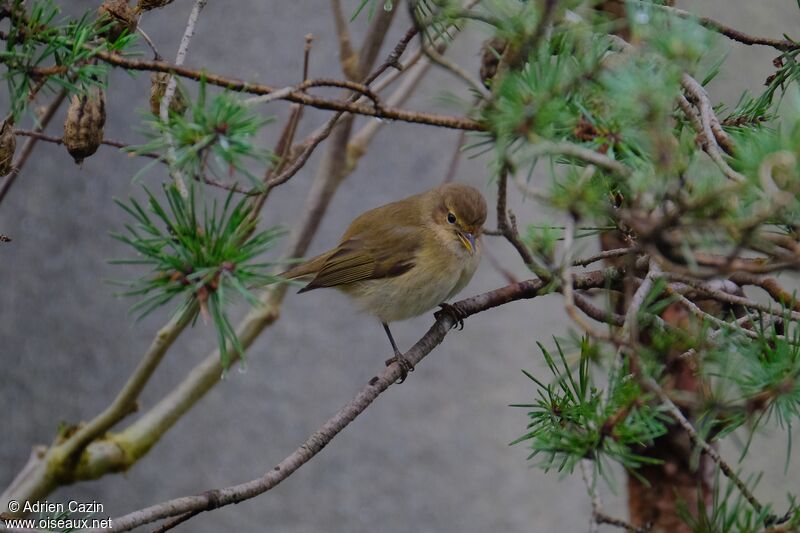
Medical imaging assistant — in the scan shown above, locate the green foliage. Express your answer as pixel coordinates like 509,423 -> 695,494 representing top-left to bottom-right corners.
350,0 -> 395,22
112,185 -> 285,367
512,340 -> 669,475
677,472 -> 780,533
1,0 -> 136,120
524,224 -> 559,264
700,317 -> 800,439
131,81 -> 274,189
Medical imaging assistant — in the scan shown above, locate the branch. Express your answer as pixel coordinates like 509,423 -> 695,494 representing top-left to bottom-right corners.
159,0 -> 206,119
85,51 -> 482,131
640,376 -> 770,519
562,215 -> 616,339
422,40 -> 490,99
580,459 -> 651,532
533,140 -> 632,176
729,272 -> 800,312
0,311 -> 194,511
496,162 -> 547,276
159,0 -> 208,196
57,311 -> 194,464
13,129 -> 159,159
605,261 -> 661,402
666,273 -> 800,323
573,247 -> 636,267
442,129 -> 466,184
12,129 -> 256,195
348,51 -> 440,169
330,0 -> 358,80
100,269 -> 622,532
264,11 -> 405,190
679,76 -> 744,181
0,90 -> 67,206
642,1 -> 798,52
573,293 -> 625,327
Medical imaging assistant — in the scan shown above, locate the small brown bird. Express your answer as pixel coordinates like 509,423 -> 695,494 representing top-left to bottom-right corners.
283,183 -> 487,379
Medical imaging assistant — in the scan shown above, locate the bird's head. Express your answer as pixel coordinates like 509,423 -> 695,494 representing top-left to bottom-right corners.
435,183 -> 487,255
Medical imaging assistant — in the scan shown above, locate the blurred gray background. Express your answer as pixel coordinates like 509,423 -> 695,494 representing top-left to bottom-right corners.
2,1 -> 799,531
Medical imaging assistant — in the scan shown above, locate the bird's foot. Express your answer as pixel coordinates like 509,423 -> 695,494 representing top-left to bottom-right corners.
385,353 -> 415,383
435,302 -> 467,330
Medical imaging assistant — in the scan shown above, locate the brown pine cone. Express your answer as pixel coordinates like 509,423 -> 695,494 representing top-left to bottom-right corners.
97,0 -> 138,42
64,87 -> 106,164
0,117 -> 15,177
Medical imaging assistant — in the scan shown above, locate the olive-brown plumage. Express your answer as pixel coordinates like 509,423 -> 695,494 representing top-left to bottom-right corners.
283,183 -> 487,378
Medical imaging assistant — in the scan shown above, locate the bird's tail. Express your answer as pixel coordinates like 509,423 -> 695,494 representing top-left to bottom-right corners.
279,251 -> 333,286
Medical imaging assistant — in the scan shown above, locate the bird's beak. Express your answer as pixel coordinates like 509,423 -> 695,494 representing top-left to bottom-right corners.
458,231 -> 476,254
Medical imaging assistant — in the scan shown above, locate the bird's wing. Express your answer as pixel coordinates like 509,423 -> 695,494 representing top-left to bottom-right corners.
299,225 -> 421,292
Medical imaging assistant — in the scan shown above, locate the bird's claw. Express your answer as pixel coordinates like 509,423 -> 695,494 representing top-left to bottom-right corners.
435,302 -> 466,330
385,354 -> 415,383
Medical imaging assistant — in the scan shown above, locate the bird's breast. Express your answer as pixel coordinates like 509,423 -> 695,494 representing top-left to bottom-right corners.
344,238 -> 480,323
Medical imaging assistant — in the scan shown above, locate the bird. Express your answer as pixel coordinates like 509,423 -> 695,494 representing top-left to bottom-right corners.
282,182 -> 487,381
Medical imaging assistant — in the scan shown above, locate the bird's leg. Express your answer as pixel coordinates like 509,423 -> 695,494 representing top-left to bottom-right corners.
382,322 -> 414,383
435,302 -> 467,330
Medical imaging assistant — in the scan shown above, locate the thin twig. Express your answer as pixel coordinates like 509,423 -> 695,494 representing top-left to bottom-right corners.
137,27 -> 161,59
580,460 -> 602,533
13,129 -> 158,158
330,0 -> 358,80
160,0 -> 208,196
680,75 -> 744,181
579,459 -> 650,532
423,42 -> 490,99
533,140 -> 632,176
298,78 -> 383,110
573,247 -> 637,267
666,273 -> 800,323
574,294 -> 625,326
160,0 -> 206,118
641,1 -> 798,52
563,216 -> 614,338
640,376 -> 768,518
606,261 -> 661,402
348,54 -> 436,168
12,129 -> 253,194
242,86 -> 295,106
442,130 -> 466,183
673,293 -> 762,340
56,311 -> 194,468
0,89 -> 67,206
496,162 -> 545,276
82,50 -> 482,131
729,272 -> 800,312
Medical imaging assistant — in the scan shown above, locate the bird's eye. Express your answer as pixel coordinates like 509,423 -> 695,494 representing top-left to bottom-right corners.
447,212 -> 456,224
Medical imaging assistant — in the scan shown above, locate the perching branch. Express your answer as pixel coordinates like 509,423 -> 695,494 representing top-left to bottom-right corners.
98,268 -> 623,532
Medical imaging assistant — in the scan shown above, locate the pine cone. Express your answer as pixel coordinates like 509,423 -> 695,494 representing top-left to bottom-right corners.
97,0 -> 137,42
135,0 -> 175,13
479,37 -> 508,88
0,117 -> 15,177
150,73 -> 188,117
64,87 -> 106,164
